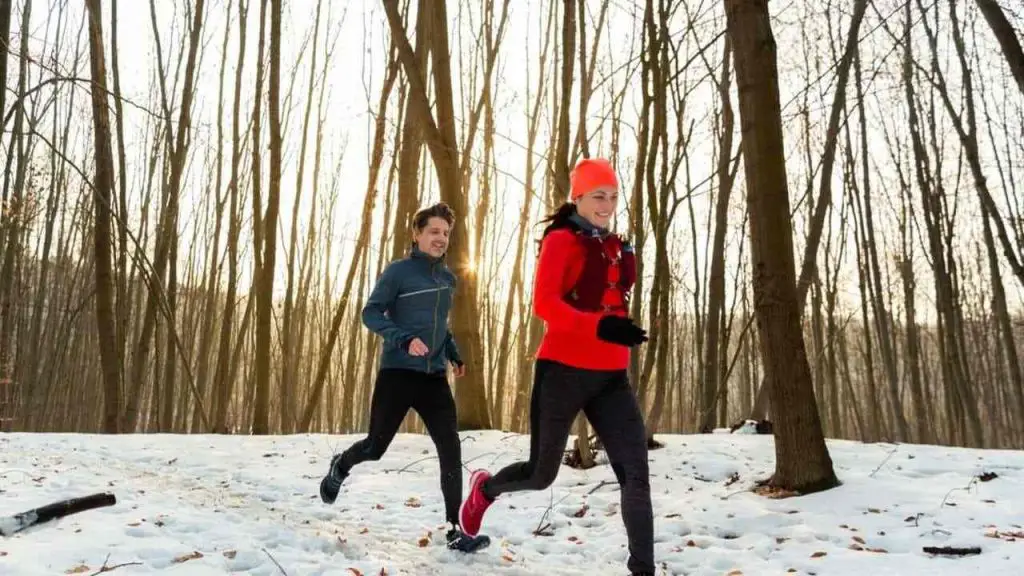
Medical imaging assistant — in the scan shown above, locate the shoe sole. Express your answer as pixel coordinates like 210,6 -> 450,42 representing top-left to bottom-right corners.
319,476 -> 338,504
459,469 -> 488,537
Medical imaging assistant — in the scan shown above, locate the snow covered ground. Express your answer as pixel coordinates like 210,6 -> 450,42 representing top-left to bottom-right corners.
1,429 -> 1022,575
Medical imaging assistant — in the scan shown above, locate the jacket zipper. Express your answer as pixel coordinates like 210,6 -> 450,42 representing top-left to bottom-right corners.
429,262 -> 440,372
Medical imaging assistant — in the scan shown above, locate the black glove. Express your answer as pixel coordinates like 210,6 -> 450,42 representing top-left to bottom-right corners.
596,315 -> 648,347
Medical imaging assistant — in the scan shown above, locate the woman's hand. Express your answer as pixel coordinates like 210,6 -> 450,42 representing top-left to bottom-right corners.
596,316 -> 648,347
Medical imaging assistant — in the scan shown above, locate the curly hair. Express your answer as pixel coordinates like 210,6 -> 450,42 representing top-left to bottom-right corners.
412,202 -> 456,231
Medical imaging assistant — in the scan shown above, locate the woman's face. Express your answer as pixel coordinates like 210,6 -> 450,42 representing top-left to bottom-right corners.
575,186 -> 618,229
414,216 -> 451,257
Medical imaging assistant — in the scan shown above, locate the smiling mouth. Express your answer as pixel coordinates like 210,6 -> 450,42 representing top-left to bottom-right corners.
595,212 -> 611,218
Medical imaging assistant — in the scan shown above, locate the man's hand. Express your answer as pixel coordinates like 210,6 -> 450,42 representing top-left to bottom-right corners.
407,337 -> 429,356
450,361 -> 466,378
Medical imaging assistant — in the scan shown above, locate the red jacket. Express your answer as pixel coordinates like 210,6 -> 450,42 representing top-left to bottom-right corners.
533,228 -> 633,371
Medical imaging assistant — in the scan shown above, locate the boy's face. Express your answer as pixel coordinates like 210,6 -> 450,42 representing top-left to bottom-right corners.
414,217 -> 451,258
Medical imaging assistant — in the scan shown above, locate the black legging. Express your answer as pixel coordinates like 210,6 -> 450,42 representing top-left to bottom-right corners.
336,368 -> 462,525
482,359 -> 654,574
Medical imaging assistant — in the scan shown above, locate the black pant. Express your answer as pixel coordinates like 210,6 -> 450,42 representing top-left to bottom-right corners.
483,359 -> 654,574
337,368 -> 462,525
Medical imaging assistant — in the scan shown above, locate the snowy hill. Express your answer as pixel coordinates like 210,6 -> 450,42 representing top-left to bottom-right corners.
1,431 -> 1022,575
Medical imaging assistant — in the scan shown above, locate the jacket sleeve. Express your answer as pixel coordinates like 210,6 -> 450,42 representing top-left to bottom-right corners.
361,263 -> 415,348
442,271 -> 462,365
443,330 -> 463,366
532,231 -> 602,335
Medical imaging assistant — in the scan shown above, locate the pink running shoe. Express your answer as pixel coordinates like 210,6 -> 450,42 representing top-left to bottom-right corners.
459,469 -> 494,537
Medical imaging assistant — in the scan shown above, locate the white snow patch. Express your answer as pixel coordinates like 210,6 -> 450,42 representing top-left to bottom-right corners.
0,432 -> 1021,574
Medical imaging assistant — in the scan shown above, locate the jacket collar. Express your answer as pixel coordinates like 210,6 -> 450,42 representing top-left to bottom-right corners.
410,243 -> 446,264
569,212 -> 610,239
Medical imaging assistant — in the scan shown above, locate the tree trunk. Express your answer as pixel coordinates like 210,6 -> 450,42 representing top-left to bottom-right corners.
390,0 -> 430,263
297,53 -> 400,432
252,0 -> 283,434
124,0 -> 206,432
382,0 -> 490,429
981,210 -> 1024,443
975,0 -> 1024,97
749,0 -> 868,420
280,0 -> 323,433
0,0 -> 31,432
110,0 -> 131,398
852,43 -> 907,441
212,0 -> 248,433
84,0 -> 122,433
700,36 -> 735,431
0,0 -> 9,131
551,0 -> 575,204
725,0 -> 837,493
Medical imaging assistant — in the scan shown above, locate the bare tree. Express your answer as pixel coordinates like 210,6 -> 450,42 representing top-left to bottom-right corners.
252,0 -> 284,434
382,0 -> 491,429
84,0 -> 123,433
975,0 -> 1024,97
725,0 -> 838,493
749,0 -> 868,420
700,35 -> 736,432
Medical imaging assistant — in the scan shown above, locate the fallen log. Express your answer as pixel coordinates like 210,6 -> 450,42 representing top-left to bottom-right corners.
0,492 -> 116,536
922,546 -> 982,557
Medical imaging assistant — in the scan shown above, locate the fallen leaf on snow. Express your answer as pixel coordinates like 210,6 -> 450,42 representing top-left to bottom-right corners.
418,535 -> 430,547
573,505 -> 589,518
405,497 -> 421,508
502,553 -> 515,562
852,536 -> 865,544
360,527 -> 369,534
727,571 -> 743,576
978,472 -> 998,482
64,566 -> 89,574
173,551 -> 203,564
986,529 -> 1024,541
849,544 -> 864,551
223,550 -> 237,559
752,485 -> 799,499
347,569 -> 363,576
811,551 -> 827,558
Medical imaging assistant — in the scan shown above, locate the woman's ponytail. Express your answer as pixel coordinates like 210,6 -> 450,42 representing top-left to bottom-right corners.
539,202 -> 576,240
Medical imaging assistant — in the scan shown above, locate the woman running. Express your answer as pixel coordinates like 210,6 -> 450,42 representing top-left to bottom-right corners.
458,158 -> 655,575
319,202 -> 488,553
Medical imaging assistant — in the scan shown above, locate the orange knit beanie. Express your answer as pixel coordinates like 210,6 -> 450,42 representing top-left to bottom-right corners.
570,158 -> 618,200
